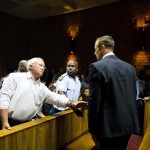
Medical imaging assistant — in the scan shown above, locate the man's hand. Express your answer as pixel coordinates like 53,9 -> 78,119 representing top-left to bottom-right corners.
66,100 -> 87,117
143,96 -> 150,101
72,108 -> 84,117
2,122 -> 11,130
143,96 -> 150,103
68,101 -> 88,110
0,109 -> 11,130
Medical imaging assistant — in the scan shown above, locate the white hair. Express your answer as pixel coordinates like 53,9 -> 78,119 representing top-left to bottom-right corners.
27,57 -> 44,71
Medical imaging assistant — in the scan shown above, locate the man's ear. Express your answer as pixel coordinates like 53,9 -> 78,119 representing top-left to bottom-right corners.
29,65 -> 33,70
101,45 -> 105,51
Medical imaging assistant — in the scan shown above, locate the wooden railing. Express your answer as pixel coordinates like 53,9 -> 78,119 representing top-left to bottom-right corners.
143,101 -> 150,134
139,122 -> 150,150
139,101 -> 150,150
0,109 -> 88,150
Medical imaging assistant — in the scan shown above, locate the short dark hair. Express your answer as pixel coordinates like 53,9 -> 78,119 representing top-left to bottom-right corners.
96,35 -> 115,51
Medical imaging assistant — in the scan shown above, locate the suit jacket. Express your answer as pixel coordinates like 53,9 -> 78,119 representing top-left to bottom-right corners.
88,55 -> 140,138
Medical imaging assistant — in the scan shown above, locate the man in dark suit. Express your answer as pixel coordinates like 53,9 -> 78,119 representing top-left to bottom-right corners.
88,35 -> 140,150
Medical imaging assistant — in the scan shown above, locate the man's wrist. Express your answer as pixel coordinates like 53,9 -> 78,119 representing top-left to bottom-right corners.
67,100 -> 73,108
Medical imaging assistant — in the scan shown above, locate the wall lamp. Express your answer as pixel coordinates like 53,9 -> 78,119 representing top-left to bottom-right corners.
67,25 -> 79,40
132,15 -> 150,28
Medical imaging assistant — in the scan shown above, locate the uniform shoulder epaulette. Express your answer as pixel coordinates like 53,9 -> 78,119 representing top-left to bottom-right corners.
58,74 -> 66,81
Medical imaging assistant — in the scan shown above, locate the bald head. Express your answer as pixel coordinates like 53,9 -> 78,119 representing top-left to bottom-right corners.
67,60 -> 78,67
66,60 -> 78,77
18,60 -> 28,72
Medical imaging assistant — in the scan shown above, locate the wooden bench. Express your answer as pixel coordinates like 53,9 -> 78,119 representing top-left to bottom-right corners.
0,109 -> 88,150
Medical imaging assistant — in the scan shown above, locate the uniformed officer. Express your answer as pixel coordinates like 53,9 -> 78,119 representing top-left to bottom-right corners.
50,60 -> 81,114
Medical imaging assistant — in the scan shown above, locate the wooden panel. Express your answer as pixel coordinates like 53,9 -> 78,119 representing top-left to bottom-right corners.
0,110 -> 88,150
55,110 -> 88,149
139,123 -> 150,150
143,101 -> 150,133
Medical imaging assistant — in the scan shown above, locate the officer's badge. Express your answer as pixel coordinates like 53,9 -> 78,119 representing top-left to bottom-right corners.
59,75 -> 64,81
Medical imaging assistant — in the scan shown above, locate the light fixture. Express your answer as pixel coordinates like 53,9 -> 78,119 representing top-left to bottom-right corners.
133,15 -> 150,28
145,16 -> 150,25
68,25 -> 79,40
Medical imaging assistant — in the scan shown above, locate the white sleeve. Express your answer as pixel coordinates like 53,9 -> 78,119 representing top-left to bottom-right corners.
0,74 -> 17,109
43,86 -> 69,107
56,79 -> 67,93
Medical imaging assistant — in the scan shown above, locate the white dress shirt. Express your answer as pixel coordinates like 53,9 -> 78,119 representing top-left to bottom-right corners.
0,72 -> 69,121
54,73 -> 81,111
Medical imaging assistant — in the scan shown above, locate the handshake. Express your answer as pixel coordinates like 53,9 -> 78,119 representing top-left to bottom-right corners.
67,100 -> 88,117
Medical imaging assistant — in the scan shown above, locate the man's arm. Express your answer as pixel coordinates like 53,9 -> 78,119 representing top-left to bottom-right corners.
58,90 -> 85,117
0,74 -> 17,130
66,100 -> 87,110
0,109 -> 11,130
58,91 -> 66,95
44,86 -> 88,109
88,64 -> 102,134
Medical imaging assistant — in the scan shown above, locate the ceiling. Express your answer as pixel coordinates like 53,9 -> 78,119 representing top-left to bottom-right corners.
0,0 -> 120,20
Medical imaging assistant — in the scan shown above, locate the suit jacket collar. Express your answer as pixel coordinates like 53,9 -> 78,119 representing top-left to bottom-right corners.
103,54 -> 118,60
102,52 -> 114,59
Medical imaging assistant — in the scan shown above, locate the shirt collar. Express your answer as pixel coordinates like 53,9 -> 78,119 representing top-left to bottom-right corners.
102,52 -> 115,59
27,71 -> 33,78
27,71 -> 41,83
67,73 -> 79,82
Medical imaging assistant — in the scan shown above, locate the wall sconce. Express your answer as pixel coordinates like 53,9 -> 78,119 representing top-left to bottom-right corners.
145,16 -> 150,25
68,25 -> 79,40
132,15 -> 150,50
67,24 -> 79,53
133,15 -> 150,28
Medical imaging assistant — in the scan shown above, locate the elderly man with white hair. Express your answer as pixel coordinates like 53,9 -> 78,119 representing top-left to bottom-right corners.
0,57 -> 87,130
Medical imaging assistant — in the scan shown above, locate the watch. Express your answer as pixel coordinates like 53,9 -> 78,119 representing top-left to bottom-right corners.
69,101 -> 73,108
